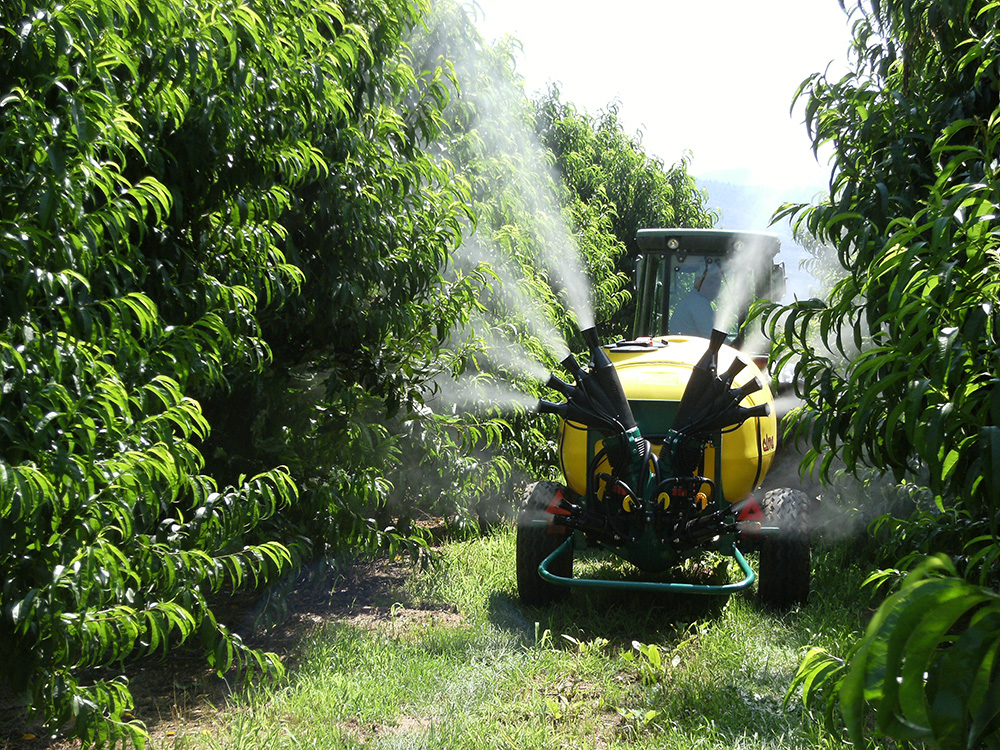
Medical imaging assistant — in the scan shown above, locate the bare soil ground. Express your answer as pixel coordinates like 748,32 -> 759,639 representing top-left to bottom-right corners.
1,555 -> 456,750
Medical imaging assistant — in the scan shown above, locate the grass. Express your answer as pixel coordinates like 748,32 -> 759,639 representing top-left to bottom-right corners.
164,528 -> 879,750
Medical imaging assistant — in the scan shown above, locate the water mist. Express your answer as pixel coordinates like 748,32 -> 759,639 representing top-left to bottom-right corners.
452,235 -> 571,364
713,235 -> 777,336
411,3 -> 605,445
439,22 -> 598,337
430,375 -> 539,414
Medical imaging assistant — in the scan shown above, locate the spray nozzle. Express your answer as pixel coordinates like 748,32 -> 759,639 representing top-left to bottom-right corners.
537,397 -> 615,431
545,373 -> 578,399
732,377 -> 762,402
708,328 -> 727,355
560,352 -> 585,383
739,402 -> 771,420
537,398 -> 566,417
581,326 -> 601,351
719,357 -> 746,388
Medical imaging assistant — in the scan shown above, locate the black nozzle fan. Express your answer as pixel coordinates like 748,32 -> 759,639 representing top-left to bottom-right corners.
536,328 -> 637,436
671,331 -> 770,438
673,329 -> 727,432
732,377 -> 762,402
560,352 -> 585,382
537,397 -> 616,430
581,327 -> 637,433
719,357 -> 745,388
545,373 -> 578,399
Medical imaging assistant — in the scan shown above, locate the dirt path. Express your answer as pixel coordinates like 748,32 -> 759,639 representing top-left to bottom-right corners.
2,558 -> 442,750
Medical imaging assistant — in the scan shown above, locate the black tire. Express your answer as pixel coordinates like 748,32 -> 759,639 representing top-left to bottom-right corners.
516,481 -> 572,606
757,487 -> 811,608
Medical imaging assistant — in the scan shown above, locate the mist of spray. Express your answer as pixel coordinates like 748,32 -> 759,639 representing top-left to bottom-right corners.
452,235 -> 571,362
429,374 -> 538,414
713,236 -> 776,336
532,207 -> 595,332
471,320 -> 552,384
442,35 -> 596,334
770,391 -> 805,416
445,310 -> 552,385
737,326 -> 771,360
410,5 -> 602,428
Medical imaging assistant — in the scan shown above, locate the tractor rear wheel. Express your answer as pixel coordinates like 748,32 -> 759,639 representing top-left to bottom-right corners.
757,487 -> 811,608
516,481 -> 572,606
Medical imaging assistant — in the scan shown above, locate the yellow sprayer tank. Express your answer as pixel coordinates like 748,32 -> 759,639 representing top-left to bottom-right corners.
558,336 -> 777,503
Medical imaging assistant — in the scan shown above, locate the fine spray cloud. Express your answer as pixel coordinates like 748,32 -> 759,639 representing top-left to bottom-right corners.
713,235 -> 776,336
412,5 -> 601,422
451,235 -> 571,363
434,11 -> 596,336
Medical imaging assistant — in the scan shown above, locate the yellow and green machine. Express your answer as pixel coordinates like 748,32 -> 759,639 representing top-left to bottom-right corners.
518,229 -> 811,608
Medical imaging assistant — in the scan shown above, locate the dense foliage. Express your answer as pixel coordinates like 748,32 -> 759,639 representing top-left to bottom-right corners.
0,0 -> 470,743
534,90 -> 716,338
0,0 -> 711,744
756,1 -> 1000,746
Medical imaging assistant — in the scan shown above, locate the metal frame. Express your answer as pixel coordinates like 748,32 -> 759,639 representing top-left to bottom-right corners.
539,428 -> 783,596
537,536 -> 756,595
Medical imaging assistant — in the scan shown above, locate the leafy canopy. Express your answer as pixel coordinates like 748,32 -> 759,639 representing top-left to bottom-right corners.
759,0 -> 1000,514
763,2 -> 1000,747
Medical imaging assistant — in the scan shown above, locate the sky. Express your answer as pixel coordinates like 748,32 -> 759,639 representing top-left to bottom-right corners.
471,0 -> 856,191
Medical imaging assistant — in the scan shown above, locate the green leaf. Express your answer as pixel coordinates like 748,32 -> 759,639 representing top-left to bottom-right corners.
981,426 -> 1000,506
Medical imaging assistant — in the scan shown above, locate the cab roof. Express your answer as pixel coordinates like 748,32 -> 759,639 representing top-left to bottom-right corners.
636,228 -> 781,258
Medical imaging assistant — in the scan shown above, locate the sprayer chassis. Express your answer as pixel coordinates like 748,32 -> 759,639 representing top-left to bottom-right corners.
531,436 -> 768,596
520,330 -> 810,608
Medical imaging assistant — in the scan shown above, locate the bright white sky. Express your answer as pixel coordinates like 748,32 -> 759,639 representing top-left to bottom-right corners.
472,0 -> 855,190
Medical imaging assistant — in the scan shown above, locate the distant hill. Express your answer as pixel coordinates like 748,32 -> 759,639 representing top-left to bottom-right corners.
696,177 -> 828,300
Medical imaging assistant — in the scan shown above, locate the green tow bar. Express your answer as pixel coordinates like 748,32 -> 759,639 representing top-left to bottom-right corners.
537,537 -> 756,595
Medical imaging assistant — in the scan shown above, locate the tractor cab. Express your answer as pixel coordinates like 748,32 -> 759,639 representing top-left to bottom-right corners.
632,229 -> 785,346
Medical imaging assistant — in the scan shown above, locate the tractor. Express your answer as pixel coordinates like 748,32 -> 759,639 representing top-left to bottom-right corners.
517,228 -> 811,609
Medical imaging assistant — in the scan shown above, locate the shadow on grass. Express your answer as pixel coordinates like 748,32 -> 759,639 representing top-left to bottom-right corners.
488,548 -> 743,649
635,667 -> 811,746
